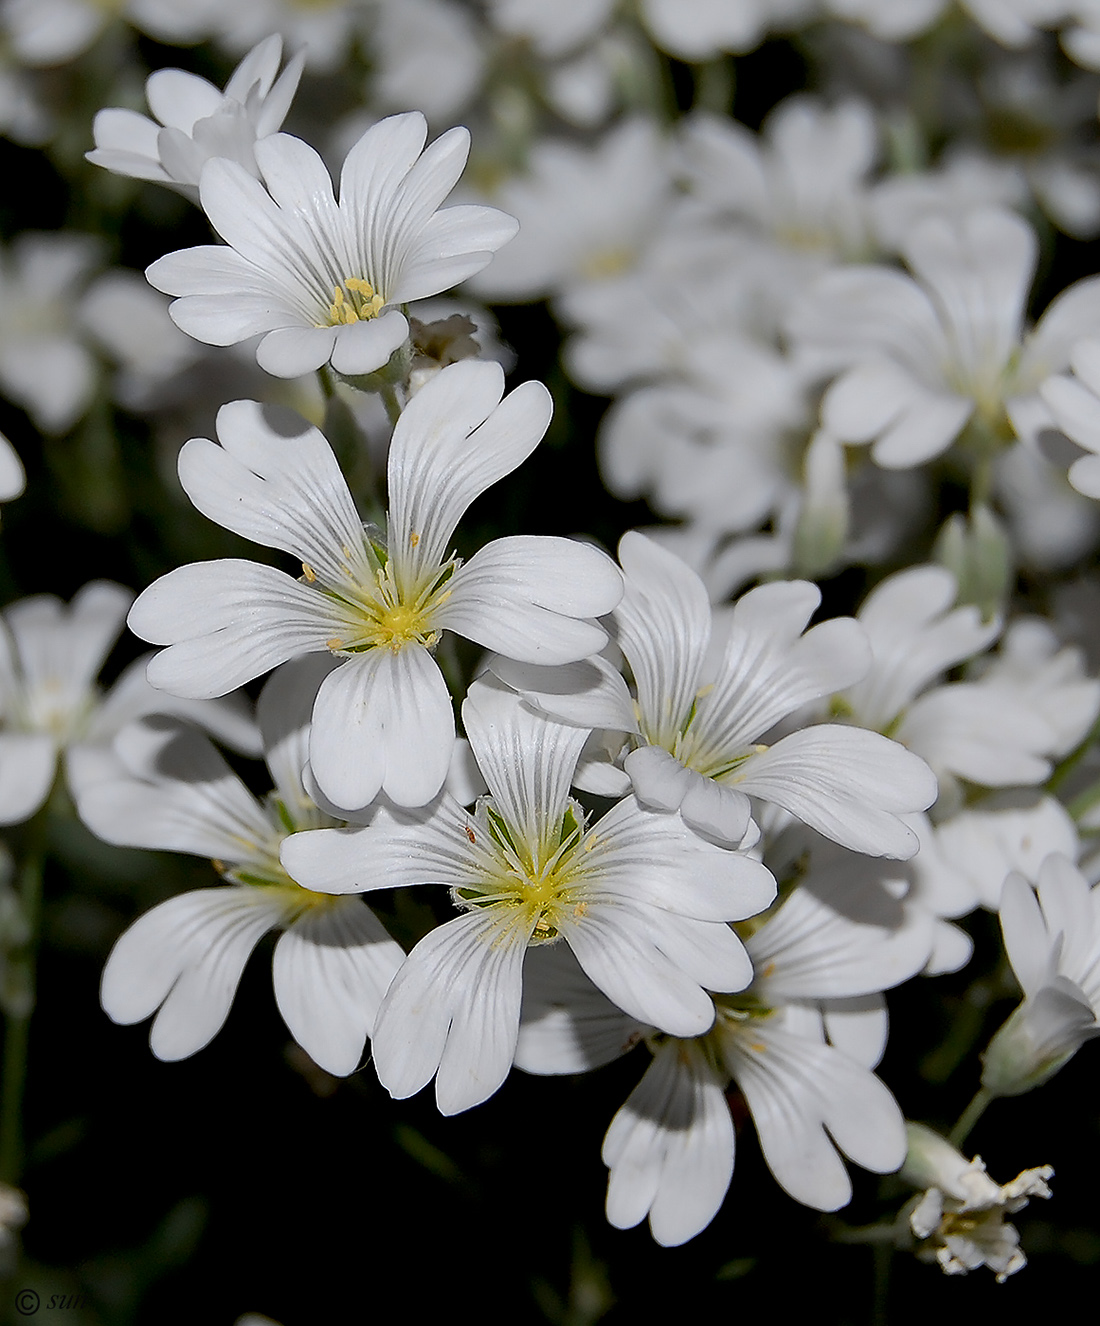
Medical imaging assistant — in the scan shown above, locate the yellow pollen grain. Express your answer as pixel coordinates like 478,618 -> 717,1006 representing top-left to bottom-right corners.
573,901 -> 588,918
326,637 -> 345,652
301,563 -> 317,583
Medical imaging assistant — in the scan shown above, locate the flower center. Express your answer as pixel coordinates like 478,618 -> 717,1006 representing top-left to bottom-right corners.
324,276 -> 385,327
316,539 -> 456,656
454,801 -> 592,944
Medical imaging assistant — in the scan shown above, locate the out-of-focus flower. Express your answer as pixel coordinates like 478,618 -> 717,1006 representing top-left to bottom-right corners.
790,207 -> 1100,470
87,35 -> 305,202
467,118 -> 671,304
147,112 -> 518,380
0,0 -> 219,67
0,581 -> 259,828
825,0 -> 1069,48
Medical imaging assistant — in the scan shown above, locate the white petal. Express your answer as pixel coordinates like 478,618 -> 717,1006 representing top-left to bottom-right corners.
308,645 -> 455,810
603,1041 -> 735,1246
735,726 -> 937,858
272,899 -> 404,1075
101,888 -> 287,1060
387,362 -> 550,579
0,733 -> 56,825
613,531 -> 709,748
281,797 -> 473,895
462,675 -> 588,846
177,399 -> 368,586
439,535 -> 621,664
130,561 -> 339,698
488,654 -> 638,733
516,943 -> 646,1074
371,908 -> 526,1114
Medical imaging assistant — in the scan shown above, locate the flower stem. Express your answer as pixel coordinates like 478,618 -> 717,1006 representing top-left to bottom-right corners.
948,1085 -> 993,1150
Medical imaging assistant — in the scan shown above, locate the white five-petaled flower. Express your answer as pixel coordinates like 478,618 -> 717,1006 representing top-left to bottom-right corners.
128,360 -> 623,811
280,677 -> 777,1116
496,531 -> 937,857
516,849 -> 928,1244
146,110 -> 519,379
87,35 -> 305,202
789,206 -> 1100,469
88,657 -> 404,1076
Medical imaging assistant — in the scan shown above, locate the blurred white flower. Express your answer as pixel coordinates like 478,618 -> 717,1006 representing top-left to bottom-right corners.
0,582 -> 259,828
791,207 -> 1100,469
467,118 -> 671,303
825,0 -> 1069,47
0,0 -> 218,67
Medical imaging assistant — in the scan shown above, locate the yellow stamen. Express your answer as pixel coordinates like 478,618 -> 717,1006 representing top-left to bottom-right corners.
322,276 -> 386,328
301,563 -> 317,583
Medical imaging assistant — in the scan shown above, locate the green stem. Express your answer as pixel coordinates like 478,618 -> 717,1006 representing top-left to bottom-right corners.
0,813 -> 47,1187
1048,710 -> 1100,796
948,1085 -> 993,1150
379,383 -> 403,430
1067,777 -> 1100,824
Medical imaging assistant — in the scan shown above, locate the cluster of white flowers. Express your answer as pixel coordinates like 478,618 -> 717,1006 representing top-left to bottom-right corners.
9,0 -> 1100,1311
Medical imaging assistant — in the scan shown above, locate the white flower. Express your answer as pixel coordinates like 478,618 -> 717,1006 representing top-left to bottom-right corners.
790,207 -> 1100,469
368,0 -> 486,124
497,532 -> 938,856
146,112 -> 518,380
90,657 -> 404,1075
281,676 -> 777,1115
982,853 -> 1100,1096
518,853 -> 926,1242
0,232 -> 101,434
682,98 -> 879,262
466,119 -> 672,304
903,1123 -> 1052,1282
0,581 -> 258,828
87,35 -> 304,202
128,360 -> 623,810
